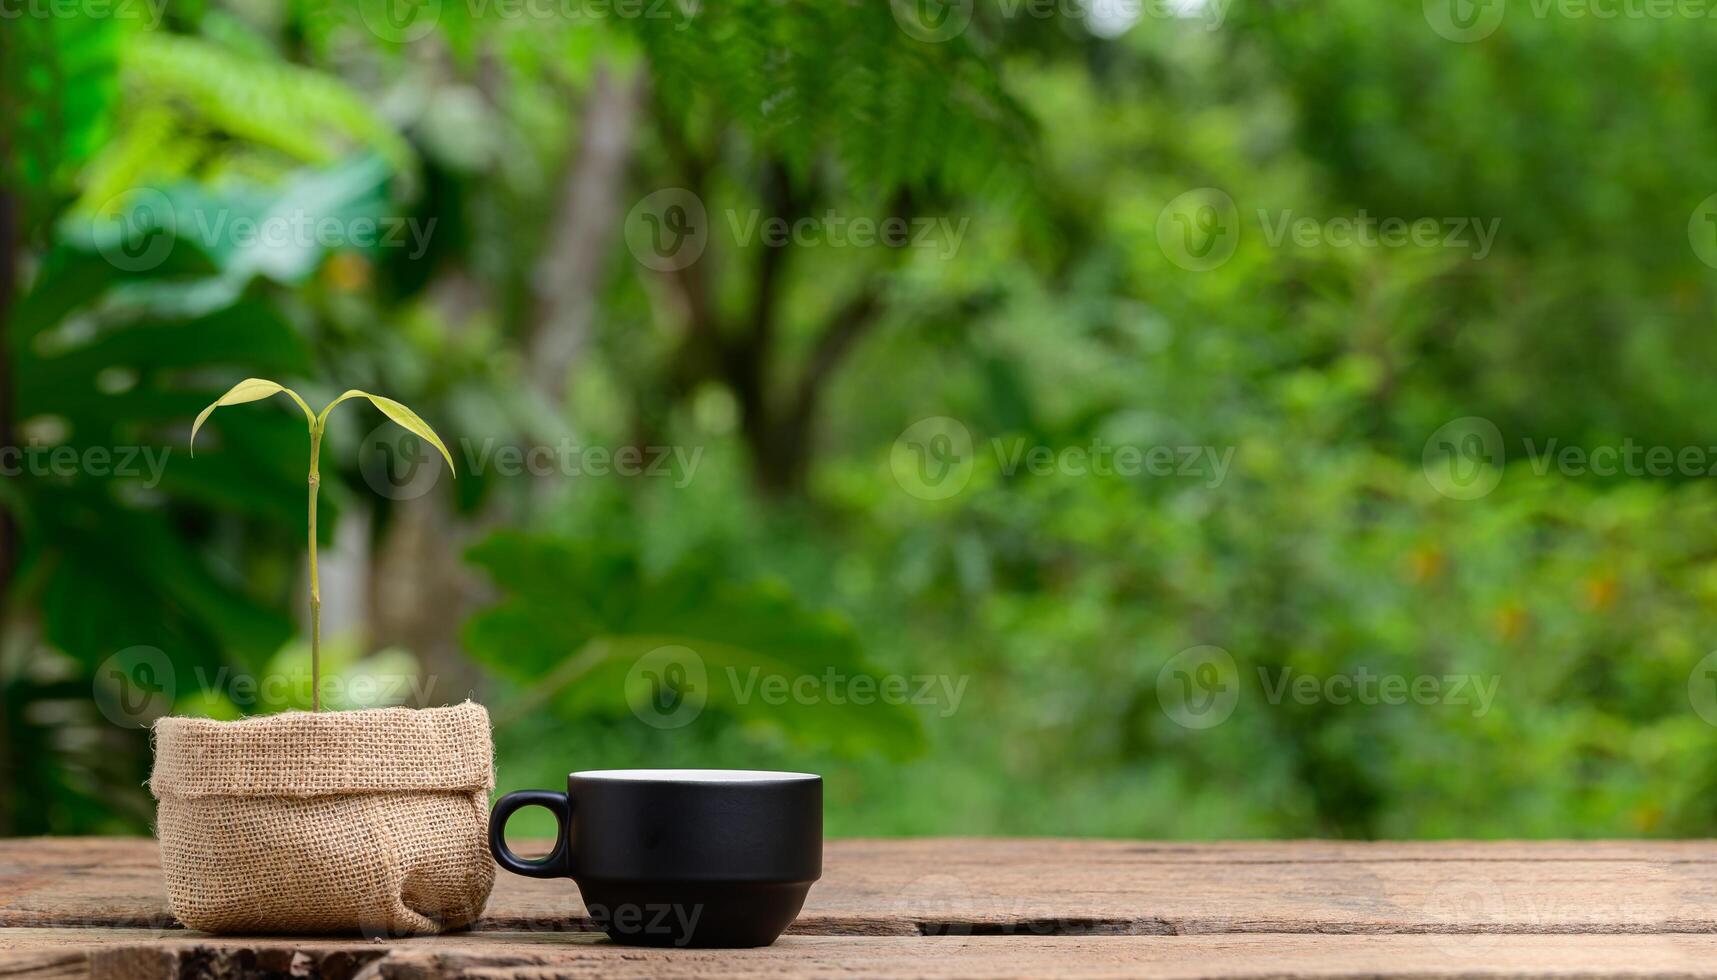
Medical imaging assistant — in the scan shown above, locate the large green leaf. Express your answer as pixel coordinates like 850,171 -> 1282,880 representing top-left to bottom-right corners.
322,390 -> 456,474
465,532 -> 923,758
76,31 -> 413,207
58,153 -> 398,291
31,485 -> 293,675
191,378 -> 315,454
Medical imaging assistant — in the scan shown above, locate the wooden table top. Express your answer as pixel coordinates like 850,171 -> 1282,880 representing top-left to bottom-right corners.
6,837 -> 1717,977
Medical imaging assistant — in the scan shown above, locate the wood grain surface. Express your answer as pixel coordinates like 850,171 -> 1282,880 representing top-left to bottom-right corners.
5,837 -> 1717,977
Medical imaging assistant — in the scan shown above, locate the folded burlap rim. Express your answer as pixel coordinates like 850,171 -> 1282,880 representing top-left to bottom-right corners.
150,702 -> 493,799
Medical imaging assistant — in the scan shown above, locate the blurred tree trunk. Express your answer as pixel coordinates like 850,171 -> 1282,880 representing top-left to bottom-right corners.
660,160 -> 907,497
529,66 -> 642,407
0,181 -> 17,835
371,494 -> 489,705
370,68 -> 641,704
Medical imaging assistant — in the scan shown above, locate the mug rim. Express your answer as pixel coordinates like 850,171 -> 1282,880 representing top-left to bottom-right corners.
570,768 -> 819,783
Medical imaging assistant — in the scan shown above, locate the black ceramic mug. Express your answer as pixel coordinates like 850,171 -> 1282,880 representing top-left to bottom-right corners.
489,769 -> 822,947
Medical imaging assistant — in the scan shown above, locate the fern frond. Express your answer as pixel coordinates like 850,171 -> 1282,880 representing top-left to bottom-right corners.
69,31 -> 416,213
124,33 -> 414,175
629,0 -> 1037,197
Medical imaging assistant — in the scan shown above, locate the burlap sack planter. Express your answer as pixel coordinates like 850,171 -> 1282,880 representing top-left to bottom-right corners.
150,702 -> 496,935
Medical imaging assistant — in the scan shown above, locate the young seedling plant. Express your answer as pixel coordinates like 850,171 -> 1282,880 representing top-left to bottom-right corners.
191,379 -> 454,711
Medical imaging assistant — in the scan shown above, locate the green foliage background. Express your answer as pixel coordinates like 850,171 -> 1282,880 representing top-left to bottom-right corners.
4,0 -> 1717,839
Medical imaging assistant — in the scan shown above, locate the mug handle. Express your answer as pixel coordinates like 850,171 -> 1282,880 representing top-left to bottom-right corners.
490,790 -> 573,878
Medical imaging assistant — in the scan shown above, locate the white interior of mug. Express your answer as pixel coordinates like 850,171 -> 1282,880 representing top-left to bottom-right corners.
572,769 -> 818,782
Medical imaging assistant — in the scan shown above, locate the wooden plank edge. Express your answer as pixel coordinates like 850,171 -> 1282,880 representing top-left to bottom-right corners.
7,931 -> 1717,980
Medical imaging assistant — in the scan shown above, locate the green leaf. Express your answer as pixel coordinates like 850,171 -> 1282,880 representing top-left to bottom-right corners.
20,300 -> 310,410
61,154 -> 397,289
190,378 -> 315,455
113,33 -> 414,182
465,532 -> 924,759
323,390 -> 456,475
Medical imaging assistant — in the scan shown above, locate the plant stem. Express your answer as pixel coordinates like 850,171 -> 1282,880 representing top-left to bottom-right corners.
308,422 -> 322,712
